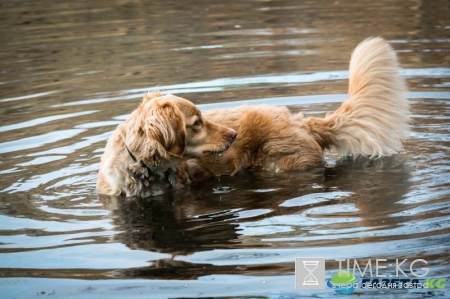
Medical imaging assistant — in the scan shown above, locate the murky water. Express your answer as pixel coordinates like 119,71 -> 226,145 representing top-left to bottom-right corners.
1,0 -> 449,298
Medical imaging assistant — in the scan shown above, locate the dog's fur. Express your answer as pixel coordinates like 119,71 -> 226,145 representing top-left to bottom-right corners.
97,92 -> 237,197
174,37 -> 410,183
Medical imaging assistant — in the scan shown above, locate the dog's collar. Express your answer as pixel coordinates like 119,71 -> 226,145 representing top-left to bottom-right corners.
125,145 -> 154,175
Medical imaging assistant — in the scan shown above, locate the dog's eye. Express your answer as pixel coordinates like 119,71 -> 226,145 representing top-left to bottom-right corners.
193,119 -> 203,126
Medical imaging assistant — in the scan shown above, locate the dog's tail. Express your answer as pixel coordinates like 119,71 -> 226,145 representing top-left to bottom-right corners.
306,37 -> 410,157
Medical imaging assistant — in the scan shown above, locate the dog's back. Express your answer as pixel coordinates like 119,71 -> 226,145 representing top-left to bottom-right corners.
174,37 -> 411,183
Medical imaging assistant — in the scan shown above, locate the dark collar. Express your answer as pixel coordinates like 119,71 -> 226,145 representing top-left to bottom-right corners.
125,145 -> 154,175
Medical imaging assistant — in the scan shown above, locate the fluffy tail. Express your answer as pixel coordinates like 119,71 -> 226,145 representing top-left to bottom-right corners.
306,37 -> 410,157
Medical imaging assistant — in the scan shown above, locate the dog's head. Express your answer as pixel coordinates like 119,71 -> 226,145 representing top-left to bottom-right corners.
120,92 -> 236,163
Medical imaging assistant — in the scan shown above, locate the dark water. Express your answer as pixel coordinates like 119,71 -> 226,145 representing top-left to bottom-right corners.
1,0 -> 449,298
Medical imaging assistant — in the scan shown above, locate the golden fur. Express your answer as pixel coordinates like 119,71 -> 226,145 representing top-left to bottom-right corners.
174,37 -> 410,183
97,92 -> 237,197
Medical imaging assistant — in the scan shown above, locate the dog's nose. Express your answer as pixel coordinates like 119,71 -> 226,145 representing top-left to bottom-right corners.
228,129 -> 237,140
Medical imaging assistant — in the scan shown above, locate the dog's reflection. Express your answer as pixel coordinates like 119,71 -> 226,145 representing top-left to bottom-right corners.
99,155 -> 411,279
323,155 -> 412,227
100,192 -> 241,256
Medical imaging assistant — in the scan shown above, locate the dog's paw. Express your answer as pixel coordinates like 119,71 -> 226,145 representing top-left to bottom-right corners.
168,166 -> 192,189
127,162 -> 151,178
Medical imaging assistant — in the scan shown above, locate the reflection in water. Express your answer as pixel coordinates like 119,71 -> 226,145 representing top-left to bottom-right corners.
96,157 -> 417,280
102,194 -> 241,255
0,0 -> 449,297
325,157 -> 412,235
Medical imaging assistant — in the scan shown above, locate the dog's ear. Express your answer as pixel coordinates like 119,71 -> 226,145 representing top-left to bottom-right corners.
120,114 -> 157,164
143,90 -> 163,102
123,98 -> 186,162
166,122 -> 186,158
145,100 -> 186,158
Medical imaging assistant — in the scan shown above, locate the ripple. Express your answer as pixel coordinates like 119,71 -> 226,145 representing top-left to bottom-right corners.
49,68 -> 449,108
0,111 -> 97,133
0,91 -> 61,103
0,129 -> 85,154
280,191 -> 353,207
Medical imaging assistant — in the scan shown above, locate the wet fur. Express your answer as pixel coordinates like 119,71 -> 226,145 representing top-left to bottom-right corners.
97,92 -> 236,197
175,37 -> 410,183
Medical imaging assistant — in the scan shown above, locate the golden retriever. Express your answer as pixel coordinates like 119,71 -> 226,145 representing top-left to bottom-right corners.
174,37 -> 410,184
97,92 -> 237,197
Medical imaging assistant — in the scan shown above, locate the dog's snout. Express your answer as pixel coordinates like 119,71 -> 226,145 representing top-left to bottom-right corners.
228,129 -> 237,140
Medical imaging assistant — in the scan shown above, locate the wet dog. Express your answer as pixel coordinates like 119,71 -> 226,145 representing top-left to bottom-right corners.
174,37 -> 410,184
97,92 -> 237,197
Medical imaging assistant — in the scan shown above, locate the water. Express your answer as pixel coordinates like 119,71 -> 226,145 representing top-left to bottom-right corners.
1,0 -> 449,298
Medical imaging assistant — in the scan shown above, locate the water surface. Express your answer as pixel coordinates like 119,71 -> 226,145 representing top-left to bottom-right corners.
1,0 -> 449,298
